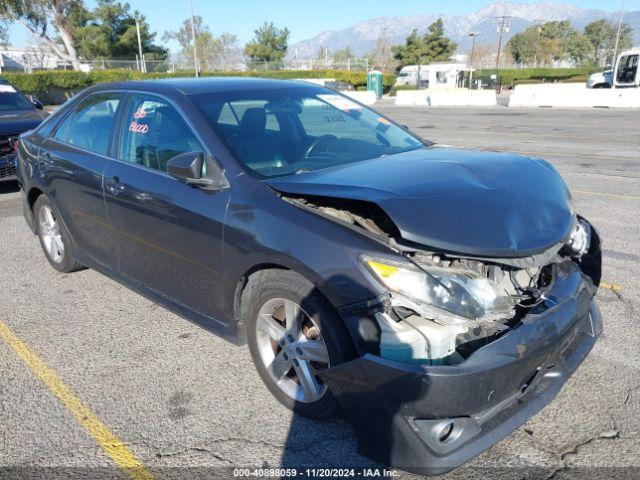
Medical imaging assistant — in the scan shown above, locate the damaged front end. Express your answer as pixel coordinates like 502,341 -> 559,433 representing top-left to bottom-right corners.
283,193 -> 602,474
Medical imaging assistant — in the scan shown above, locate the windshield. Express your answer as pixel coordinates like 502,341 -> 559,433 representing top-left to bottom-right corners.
191,85 -> 425,178
0,84 -> 34,112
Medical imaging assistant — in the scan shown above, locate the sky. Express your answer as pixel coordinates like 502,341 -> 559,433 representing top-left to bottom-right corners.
5,0 -> 636,51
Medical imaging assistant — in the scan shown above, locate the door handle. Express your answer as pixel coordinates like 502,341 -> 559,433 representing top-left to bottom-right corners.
105,176 -> 125,196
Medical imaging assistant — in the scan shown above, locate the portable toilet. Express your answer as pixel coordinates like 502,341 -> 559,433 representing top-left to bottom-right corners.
367,70 -> 384,98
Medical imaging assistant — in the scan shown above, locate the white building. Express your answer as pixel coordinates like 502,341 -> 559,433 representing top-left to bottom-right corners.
0,46 -> 70,72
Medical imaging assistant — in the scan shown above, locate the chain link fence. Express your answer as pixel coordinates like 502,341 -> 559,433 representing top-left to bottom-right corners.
87,58 -> 372,73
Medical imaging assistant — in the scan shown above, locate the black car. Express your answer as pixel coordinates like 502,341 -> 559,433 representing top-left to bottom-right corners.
0,79 -> 46,182
17,78 -> 602,474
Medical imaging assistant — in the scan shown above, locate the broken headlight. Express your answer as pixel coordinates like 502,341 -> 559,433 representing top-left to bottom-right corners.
567,218 -> 591,257
364,257 -> 514,324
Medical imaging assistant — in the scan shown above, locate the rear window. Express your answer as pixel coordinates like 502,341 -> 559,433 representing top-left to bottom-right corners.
0,84 -> 34,112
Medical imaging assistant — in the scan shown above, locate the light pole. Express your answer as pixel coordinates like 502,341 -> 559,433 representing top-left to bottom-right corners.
189,0 -> 199,77
612,0 -> 625,72
134,16 -> 145,73
468,32 -> 481,88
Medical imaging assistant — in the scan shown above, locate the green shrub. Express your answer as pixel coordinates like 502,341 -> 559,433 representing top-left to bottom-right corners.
474,67 -> 598,88
2,69 -> 397,96
388,85 -> 421,97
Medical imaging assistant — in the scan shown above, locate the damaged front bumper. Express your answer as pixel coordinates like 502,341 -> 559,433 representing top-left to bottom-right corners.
321,262 -> 602,475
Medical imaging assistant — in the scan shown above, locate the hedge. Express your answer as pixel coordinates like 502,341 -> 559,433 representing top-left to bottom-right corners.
2,69 -> 397,96
474,67 -> 598,88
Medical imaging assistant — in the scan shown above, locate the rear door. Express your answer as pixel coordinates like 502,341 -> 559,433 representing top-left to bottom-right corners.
103,92 -> 230,320
44,92 -> 124,268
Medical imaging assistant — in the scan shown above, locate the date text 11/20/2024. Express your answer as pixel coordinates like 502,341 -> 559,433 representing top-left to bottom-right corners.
233,468 -> 398,478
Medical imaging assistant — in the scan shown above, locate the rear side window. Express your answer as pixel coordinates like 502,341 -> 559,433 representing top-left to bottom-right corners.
53,93 -> 121,155
119,93 -> 203,173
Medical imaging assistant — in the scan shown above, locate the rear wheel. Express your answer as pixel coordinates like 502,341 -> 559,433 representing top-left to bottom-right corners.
245,270 -> 354,418
34,195 -> 84,273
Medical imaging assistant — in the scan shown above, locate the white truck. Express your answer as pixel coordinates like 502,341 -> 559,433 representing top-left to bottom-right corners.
395,63 -> 469,89
587,48 -> 639,88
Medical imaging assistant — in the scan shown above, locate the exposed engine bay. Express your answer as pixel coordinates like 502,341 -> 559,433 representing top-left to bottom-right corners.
282,193 -> 600,365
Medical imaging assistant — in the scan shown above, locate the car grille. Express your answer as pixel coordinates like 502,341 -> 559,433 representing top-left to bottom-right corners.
0,135 -> 18,179
0,136 -> 17,157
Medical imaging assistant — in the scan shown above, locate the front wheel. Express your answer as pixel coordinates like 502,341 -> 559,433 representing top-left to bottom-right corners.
34,195 -> 84,273
245,270 -> 354,419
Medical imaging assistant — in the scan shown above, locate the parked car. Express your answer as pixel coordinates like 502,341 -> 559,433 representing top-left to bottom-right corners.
17,78 -> 602,475
0,78 -> 46,182
586,69 -> 612,89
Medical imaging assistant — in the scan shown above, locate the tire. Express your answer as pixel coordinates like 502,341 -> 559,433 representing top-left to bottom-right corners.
34,195 -> 84,273
244,269 -> 355,419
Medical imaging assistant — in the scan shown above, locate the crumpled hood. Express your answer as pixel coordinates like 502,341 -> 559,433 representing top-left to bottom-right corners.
264,146 -> 574,258
0,110 -> 46,137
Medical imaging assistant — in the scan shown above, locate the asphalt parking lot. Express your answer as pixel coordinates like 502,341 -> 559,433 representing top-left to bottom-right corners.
1,103 -> 639,479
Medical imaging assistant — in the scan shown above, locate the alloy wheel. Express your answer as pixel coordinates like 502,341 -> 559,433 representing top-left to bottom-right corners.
38,205 -> 65,264
255,298 -> 330,403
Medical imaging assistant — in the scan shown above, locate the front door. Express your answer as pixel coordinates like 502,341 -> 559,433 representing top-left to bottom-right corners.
103,93 -> 230,321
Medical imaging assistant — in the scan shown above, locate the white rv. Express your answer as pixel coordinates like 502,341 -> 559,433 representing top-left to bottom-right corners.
395,63 -> 469,89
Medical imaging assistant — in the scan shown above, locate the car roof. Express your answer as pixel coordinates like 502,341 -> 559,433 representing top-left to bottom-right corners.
87,76 -> 315,97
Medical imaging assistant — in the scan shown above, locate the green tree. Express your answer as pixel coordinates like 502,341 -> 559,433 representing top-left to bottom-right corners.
163,16 -> 239,70
584,19 -> 633,67
392,19 -> 457,67
509,20 -> 583,66
508,28 -> 538,64
566,31 -> 591,65
0,0 -> 83,70
333,47 -> 353,63
72,0 -> 167,61
244,22 -> 290,63
315,46 -> 330,64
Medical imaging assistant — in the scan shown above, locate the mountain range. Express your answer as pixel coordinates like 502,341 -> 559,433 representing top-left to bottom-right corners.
289,2 -> 640,58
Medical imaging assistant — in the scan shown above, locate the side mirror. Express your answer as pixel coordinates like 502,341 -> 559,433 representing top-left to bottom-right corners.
32,99 -> 44,110
167,152 -> 229,190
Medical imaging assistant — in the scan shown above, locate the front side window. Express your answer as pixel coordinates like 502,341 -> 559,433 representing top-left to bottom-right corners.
53,93 -> 121,155
192,86 -> 425,179
119,94 -> 203,173
435,71 -> 447,83
616,54 -> 638,84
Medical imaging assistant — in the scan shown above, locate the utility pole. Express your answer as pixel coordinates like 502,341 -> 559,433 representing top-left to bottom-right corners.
135,16 -> 145,73
189,0 -> 199,77
612,0 -> 625,72
468,32 -> 481,88
494,16 -> 511,92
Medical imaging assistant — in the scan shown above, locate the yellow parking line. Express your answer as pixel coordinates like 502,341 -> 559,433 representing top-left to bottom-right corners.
572,190 -> 640,201
0,320 -> 154,480
600,281 -> 623,292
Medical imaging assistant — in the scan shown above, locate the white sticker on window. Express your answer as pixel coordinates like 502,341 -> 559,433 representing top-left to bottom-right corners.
0,85 -> 17,93
317,94 -> 362,112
